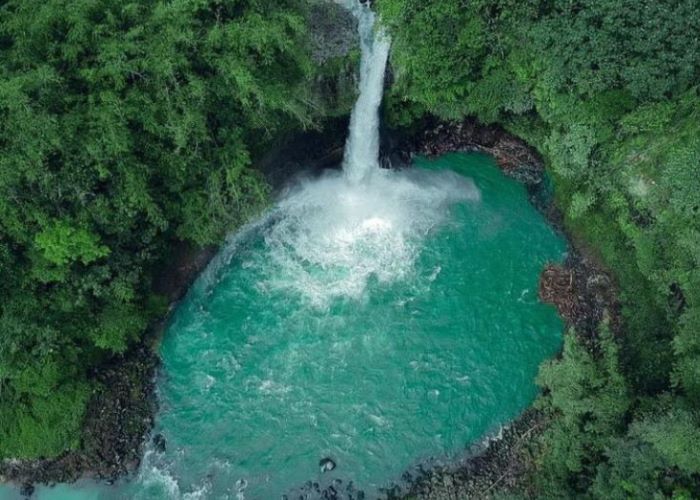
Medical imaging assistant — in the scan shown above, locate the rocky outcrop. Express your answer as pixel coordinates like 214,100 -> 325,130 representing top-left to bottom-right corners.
0,240 -> 215,490
308,1 -> 358,64
386,118 -> 545,185
385,410 -> 546,499
0,345 -> 159,488
539,251 -> 619,346
257,116 -> 350,189
307,2 -> 361,120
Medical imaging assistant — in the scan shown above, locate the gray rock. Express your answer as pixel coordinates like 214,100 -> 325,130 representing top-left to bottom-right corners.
308,2 -> 358,63
319,457 -> 337,472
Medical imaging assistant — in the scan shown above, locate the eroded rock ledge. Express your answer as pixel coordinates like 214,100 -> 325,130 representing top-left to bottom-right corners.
391,118 -> 544,185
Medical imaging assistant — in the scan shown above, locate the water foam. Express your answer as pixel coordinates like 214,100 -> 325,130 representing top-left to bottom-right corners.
134,451 -> 181,499
134,450 -> 214,500
258,169 -> 479,308
207,1 -> 480,309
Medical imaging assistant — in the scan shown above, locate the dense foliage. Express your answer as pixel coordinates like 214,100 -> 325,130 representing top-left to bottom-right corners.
1,1 -> 698,496
0,0 -> 340,459
379,0 -> 700,496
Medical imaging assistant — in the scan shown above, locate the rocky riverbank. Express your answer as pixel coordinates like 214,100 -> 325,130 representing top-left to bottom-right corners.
1,347 -> 158,489
383,117 -> 620,499
386,118 -> 541,181
2,113 -> 619,498
0,241 -> 217,495
0,106 -> 354,496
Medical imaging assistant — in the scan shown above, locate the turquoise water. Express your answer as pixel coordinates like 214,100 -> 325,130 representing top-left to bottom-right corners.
2,153 -> 565,499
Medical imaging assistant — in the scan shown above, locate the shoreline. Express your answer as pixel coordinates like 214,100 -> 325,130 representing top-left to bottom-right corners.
1,117 -> 618,499
0,121 -> 349,494
382,118 -> 619,499
0,243 -> 217,495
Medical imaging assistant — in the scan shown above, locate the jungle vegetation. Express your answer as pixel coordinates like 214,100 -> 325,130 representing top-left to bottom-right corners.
0,0 -> 341,459
379,0 -> 700,497
1,0 -> 699,497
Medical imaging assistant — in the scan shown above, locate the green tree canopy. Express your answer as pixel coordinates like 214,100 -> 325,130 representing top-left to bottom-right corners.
0,0 -> 322,459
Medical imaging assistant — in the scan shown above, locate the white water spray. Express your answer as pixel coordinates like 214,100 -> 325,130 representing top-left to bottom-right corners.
210,0 -> 480,309
342,1 -> 391,183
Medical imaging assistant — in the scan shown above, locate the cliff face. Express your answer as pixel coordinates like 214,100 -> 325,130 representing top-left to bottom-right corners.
307,1 -> 361,120
308,1 -> 358,64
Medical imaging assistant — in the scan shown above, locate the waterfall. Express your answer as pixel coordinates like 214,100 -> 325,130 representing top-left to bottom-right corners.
209,0 -> 478,309
342,1 -> 391,183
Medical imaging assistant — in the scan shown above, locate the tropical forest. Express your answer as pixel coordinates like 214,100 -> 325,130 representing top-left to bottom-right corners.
0,0 -> 698,498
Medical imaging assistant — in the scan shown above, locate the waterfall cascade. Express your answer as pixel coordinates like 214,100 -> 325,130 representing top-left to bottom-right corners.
342,1 -> 391,182
246,1 -> 478,308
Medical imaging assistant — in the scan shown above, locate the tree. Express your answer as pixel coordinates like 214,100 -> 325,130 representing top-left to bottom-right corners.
534,322 -> 630,494
0,0 -> 321,459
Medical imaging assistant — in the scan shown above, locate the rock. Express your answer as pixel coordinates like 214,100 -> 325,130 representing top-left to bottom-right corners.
0,344 -> 159,487
319,457 -> 336,472
307,1 -> 358,63
386,117 -> 546,187
322,485 -> 338,499
20,483 -> 35,498
152,433 -> 166,453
